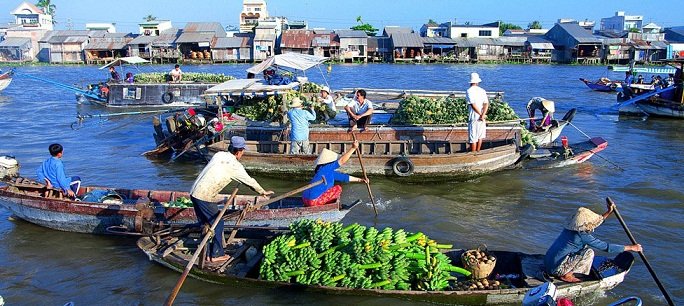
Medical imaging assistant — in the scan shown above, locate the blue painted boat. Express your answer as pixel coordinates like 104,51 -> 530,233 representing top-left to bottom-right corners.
579,78 -> 621,92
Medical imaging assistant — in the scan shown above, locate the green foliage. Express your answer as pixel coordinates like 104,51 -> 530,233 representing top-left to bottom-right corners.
629,27 -> 640,33
35,0 -> 56,24
498,21 -> 522,36
143,15 -> 157,22
391,95 -> 518,125
351,16 -> 378,36
260,220 -> 469,291
528,21 -> 542,30
133,72 -> 234,83
235,89 -> 331,123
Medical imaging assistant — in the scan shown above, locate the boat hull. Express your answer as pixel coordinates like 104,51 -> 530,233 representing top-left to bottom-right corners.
525,137 -> 608,169
634,101 -> 684,118
78,83 -> 218,108
580,78 -> 620,92
0,78 -> 11,92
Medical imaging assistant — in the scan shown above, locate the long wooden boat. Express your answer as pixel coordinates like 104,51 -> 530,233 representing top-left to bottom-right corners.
617,85 -> 683,117
137,235 -> 635,305
209,127 -> 523,179
579,78 -> 621,92
0,178 -> 358,235
0,70 -> 13,92
523,137 -> 607,169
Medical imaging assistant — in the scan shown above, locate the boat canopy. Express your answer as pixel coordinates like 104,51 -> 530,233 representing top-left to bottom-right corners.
246,53 -> 328,75
203,79 -> 300,97
608,65 -> 676,74
99,56 -> 150,70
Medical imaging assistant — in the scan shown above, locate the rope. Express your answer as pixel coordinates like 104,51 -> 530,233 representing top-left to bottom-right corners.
567,121 -> 624,171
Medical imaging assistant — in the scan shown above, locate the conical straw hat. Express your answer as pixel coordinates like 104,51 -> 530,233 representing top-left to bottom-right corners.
314,148 -> 338,165
564,207 -> 604,232
541,99 -> 555,113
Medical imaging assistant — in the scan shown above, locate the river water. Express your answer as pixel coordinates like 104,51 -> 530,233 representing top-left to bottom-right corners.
0,64 -> 682,305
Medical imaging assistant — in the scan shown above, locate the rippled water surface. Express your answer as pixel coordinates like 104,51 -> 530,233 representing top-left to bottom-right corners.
0,64 -> 682,305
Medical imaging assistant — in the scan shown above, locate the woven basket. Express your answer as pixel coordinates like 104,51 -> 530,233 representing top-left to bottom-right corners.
461,247 -> 497,279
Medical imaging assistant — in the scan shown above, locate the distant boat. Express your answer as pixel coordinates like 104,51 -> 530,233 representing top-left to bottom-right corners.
579,78 -> 621,92
0,70 -> 13,92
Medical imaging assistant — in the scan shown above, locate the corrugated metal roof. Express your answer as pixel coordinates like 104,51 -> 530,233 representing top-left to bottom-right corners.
281,30 -> 314,49
391,33 -> 423,48
0,37 -> 31,48
421,37 -> 455,45
497,36 -> 527,47
48,35 -> 89,44
384,26 -> 413,36
128,35 -> 158,45
213,37 -> 244,49
183,22 -> 225,34
312,33 -> 339,47
557,23 -> 602,43
85,39 -> 128,50
254,34 -> 276,41
452,37 -> 498,48
313,29 -> 332,35
40,30 -> 92,42
175,32 -> 215,43
529,42 -> 554,49
335,30 -> 368,38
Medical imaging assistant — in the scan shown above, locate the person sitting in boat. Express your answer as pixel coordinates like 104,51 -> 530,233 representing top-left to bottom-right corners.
287,97 -> 316,154
345,89 -> 374,132
36,143 -> 81,198
100,83 -> 109,99
189,136 -> 274,263
544,204 -> 642,283
526,97 -> 555,131
125,72 -> 134,84
302,142 -> 367,207
109,66 -> 120,82
318,86 -> 337,121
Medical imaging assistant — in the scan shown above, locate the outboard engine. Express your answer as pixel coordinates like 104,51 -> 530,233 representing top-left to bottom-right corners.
0,156 -> 19,180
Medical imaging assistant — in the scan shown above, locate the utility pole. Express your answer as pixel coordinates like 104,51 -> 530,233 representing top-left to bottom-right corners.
66,18 -> 72,30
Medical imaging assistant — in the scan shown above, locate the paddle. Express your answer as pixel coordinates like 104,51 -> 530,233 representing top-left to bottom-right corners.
351,133 -> 378,216
606,197 -> 675,306
164,187 -> 240,306
224,178 -> 327,244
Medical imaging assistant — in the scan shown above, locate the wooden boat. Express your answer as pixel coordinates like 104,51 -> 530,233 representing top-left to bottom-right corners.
617,85 -> 683,117
0,177 -> 358,235
579,78 -> 621,92
529,108 -> 576,145
523,137 -> 608,169
137,235 -> 635,305
209,125 -> 523,179
0,70 -> 13,92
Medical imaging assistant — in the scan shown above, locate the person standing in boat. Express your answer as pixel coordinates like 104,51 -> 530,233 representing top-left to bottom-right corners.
622,71 -> 634,99
287,97 -> 316,154
466,72 -> 489,152
345,89 -> 374,132
189,136 -> 274,262
170,64 -> 183,83
544,204 -> 642,283
36,143 -> 81,198
302,141 -> 367,207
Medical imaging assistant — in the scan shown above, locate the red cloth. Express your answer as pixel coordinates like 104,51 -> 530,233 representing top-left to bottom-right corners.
557,298 -> 574,306
303,185 -> 341,207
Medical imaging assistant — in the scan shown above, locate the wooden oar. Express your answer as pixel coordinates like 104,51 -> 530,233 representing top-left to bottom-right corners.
351,133 -> 378,216
164,187 -> 240,306
606,197 -> 675,306
225,178 -> 327,244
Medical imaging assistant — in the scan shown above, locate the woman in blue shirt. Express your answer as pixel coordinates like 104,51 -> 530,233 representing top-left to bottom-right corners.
544,204 -> 642,283
302,141 -> 367,206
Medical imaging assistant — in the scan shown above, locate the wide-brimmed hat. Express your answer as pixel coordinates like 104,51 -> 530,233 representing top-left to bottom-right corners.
289,97 -> 303,108
541,99 -> 555,113
564,207 -> 604,232
470,72 -> 482,84
320,86 -> 330,94
314,148 -> 338,165
230,136 -> 247,150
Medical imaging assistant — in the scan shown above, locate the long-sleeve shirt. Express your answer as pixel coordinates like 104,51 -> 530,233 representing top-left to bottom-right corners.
287,108 -> 316,141
36,157 -> 71,192
544,228 -> 625,274
303,161 -> 350,200
190,151 -> 266,202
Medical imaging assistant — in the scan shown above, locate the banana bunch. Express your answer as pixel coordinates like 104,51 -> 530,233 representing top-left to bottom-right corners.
132,72 -> 235,84
391,95 -> 518,125
300,82 -> 323,93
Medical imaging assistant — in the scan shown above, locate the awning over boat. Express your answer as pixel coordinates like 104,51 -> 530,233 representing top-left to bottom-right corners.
529,42 -> 554,50
246,53 -> 328,75
99,56 -> 150,69
609,65 -> 676,74
203,78 -> 300,96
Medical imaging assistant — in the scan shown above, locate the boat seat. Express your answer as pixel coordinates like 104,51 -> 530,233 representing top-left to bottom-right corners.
5,177 -> 64,199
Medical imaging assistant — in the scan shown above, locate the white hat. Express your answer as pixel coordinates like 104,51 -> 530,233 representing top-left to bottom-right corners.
321,86 -> 330,94
564,207 -> 604,232
289,97 -> 303,108
470,72 -> 482,84
541,100 -> 555,113
314,148 -> 338,165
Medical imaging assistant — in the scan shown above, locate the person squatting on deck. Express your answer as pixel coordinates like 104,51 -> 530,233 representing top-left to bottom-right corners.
345,89 -> 374,132
36,143 -> 81,198
526,98 -> 555,131
466,73 -> 489,152
302,141 -> 367,207
189,136 -> 274,262
287,97 -> 316,154
544,204 -> 642,283
319,86 -> 337,121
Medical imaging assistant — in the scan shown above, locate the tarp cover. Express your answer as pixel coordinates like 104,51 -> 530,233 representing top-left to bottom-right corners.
204,78 -> 300,96
246,53 -> 328,74
99,56 -> 150,69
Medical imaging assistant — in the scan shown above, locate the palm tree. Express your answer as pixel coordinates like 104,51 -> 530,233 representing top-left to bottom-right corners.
528,20 -> 542,30
143,15 -> 157,22
35,0 -> 56,24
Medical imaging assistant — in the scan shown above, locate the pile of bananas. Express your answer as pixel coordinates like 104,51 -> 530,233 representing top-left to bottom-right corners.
300,82 -> 323,93
391,96 -> 518,125
235,90 -> 330,123
260,220 -> 471,291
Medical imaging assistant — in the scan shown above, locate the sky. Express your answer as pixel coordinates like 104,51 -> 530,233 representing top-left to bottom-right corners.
0,1 -> 680,34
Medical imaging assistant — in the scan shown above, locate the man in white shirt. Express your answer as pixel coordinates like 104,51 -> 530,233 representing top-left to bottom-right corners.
170,64 -> 182,83
344,89 -> 374,131
190,136 -> 273,262
466,73 -> 489,152
319,86 -> 337,121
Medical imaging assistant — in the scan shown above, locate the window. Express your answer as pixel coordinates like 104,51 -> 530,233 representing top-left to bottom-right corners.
255,8 -> 261,11
460,33 -> 467,38
479,30 -> 492,37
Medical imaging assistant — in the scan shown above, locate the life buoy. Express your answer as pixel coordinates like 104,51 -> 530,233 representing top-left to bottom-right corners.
391,157 -> 414,177
162,92 -> 174,104
561,108 -> 576,123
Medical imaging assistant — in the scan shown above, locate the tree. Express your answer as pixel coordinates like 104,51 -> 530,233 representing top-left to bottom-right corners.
629,27 -> 640,33
351,16 -> 378,37
498,21 -> 522,36
143,15 -> 157,22
35,0 -> 56,24
528,20 -> 542,30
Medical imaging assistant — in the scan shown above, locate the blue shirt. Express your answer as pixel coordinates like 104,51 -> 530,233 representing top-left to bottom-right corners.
544,228 -> 625,274
287,108 -> 316,141
624,74 -> 634,86
36,157 -> 72,192
302,161 -> 350,200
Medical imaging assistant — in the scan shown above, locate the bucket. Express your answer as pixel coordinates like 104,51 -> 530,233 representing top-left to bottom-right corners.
561,136 -> 568,148
461,246 -> 497,279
